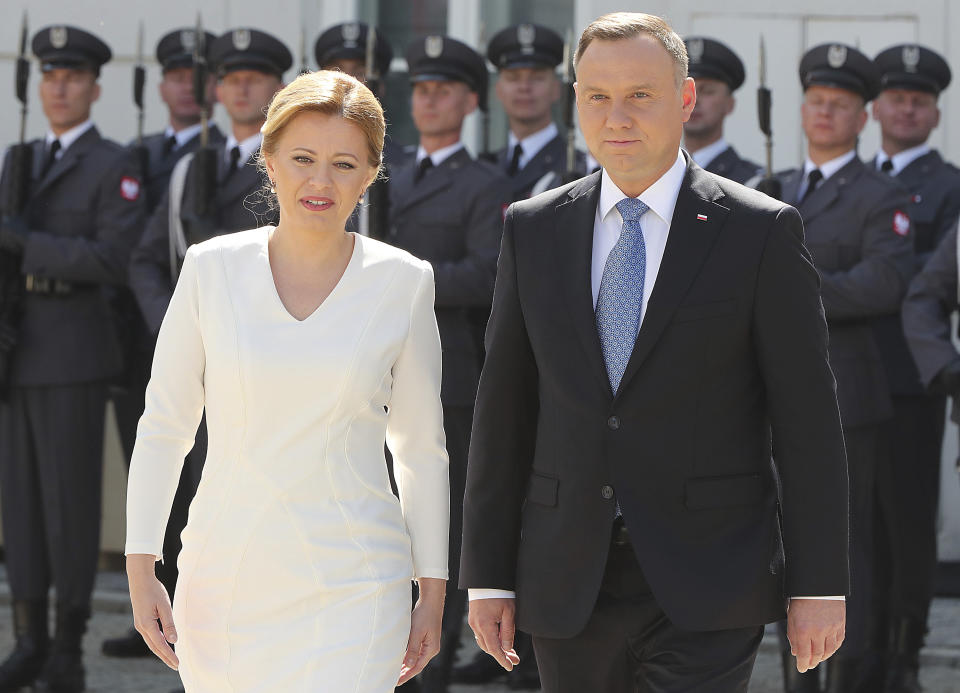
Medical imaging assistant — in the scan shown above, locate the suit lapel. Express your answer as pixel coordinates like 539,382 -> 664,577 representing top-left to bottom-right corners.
616,163 -> 729,397
391,148 -> 464,215
798,157 -> 862,223
218,149 -> 264,205
552,171 -> 611,394
32,126 -> 101,196
510,136 -> 564,196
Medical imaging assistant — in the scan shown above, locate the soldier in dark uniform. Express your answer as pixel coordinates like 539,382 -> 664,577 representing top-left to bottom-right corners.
486,23 -> 585,202
0,26 -> 146,693
387,35 -> 509,693
767,44 -> 914,693
868,44 -> 960,693
682,37 -> 761,184
101,26 -> 223,661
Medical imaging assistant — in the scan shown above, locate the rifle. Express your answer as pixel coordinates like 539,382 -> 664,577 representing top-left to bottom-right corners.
361,26 -> 389,241
0,11 -> 33,394
754,37 -> 782,200
131,22 -> 149,178
299,26 -> 309,76
191,14 -> 217,219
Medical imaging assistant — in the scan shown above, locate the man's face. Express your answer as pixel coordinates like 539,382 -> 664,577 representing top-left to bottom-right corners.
159,67 -> 216,124
411,80 -> 478,138
575,34 -> 695,188
495,66 -> 561,126
216,69 -> 282,127
324,57 -> 367,82
801,85 -> 867,152
39,68 -> 100,133
872,88 -> 940,149
684,77 -> 733,137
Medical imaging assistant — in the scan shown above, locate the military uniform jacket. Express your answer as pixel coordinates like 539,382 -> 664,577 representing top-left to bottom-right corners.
135,125 -> 224,215
496,134 -> 587,202
775,157 -> 914,427
871,149 -> 960,394
388,148 -> 510,406
129,147 -> 273,334
0,127 -> 145,386
705,146 -> 762,185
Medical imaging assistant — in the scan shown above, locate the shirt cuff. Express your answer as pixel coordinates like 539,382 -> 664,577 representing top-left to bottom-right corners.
791,596 -> 846,601
468,588 -> 516,600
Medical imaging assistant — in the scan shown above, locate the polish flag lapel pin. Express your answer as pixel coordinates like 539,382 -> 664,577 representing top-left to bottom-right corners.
696,213 -> 708,221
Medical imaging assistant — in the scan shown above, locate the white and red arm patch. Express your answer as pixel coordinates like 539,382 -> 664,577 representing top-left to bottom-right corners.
120,176 -> 141,201
893,210 -> 910,236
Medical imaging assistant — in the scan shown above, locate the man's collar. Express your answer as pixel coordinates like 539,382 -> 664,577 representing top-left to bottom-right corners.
507,122 -> 559,160
804,150 -> 857,182
165,123 -> 204,148
416,141 -> 464,167
688,138 -> 728,170
599,150 -> 686,226
225,131 -> 263,164
877,143 -> 930,175
45,120 -> 95,152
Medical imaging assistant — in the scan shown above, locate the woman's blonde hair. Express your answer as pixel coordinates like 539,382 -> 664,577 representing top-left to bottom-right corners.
258,69 -> 385,175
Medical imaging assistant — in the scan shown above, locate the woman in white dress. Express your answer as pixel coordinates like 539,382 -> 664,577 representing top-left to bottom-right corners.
124,70 -> 449,692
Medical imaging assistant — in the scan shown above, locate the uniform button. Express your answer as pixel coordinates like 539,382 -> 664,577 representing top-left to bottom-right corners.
607,416 -> 620,430
601,485 -> 615,500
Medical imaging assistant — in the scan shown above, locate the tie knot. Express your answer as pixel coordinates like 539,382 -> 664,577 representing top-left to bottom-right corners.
880,159 -> 894,174
616,197 -> 649,222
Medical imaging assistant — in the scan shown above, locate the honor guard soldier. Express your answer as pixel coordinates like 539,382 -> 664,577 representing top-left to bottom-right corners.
486,23 -> 586,202
101,26 -> 223,662
0,26 -> 146,693
388,35 -> 509,693
767,44 -> 914,693
314,21 -> 406,166
869,43 -> 960,693
683,37 -> 761,184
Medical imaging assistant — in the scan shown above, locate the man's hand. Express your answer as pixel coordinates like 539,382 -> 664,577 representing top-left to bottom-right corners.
786,598 -> 845,673
467,598 -> 521,672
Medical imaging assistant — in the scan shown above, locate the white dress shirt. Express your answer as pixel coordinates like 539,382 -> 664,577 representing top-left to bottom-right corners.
224,131 -> 263,169
165,123 -> 203,151
470,148 -> 843,602
797,150 -> 858,200
44,119 -> 95,158
416,141 -> 464,167
689,138 -> 729,170
507,122 -> 559,172
875,143 -> 930,176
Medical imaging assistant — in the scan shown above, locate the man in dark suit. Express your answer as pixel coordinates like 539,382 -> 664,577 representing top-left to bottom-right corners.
682,37 -> 761,184
102,26 -> 223,661
868,44 -> 960,693
461,12 -> 849,693
486,24 -> 586,202
771,43 -> 915,693
387,35 -> 509,693
0,26 -> 145,693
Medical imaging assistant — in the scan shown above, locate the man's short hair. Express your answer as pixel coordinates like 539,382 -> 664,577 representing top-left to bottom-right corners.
574,12 -> 688,87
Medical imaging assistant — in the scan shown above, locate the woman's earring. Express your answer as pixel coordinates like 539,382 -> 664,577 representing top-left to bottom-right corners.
270,180 -> 276,194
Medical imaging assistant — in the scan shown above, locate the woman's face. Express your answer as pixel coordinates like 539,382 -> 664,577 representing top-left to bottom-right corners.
265,111 -> 378,234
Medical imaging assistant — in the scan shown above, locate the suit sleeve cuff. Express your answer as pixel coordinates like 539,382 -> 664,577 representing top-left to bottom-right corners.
468,588 -> 516,600
791,596 -> 846,601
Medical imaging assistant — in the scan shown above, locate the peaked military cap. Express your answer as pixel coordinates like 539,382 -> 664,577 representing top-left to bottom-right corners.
487,23 -> 564,70
156,28 -> 217,73
684,37 -> 745,91
32,25 -> 111,75
406,36 -> 488,107
874,44 -> 951,95
315,22 -> 393,79
799,43 -> 880,101
210,28 -> 292,77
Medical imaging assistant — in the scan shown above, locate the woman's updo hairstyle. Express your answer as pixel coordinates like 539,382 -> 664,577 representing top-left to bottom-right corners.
258,70 -> 385,181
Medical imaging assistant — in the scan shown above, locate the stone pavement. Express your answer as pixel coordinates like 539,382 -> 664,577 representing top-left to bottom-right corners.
0,569 -> 957,692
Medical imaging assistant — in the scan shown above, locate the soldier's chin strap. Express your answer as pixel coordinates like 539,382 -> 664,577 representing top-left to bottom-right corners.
168,153 -> 194,286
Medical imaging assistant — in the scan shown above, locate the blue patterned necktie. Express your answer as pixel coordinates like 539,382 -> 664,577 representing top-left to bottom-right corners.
596,197 -> 648,394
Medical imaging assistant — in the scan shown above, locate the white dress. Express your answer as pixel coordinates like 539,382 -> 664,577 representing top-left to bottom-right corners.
124,228 -> 449,693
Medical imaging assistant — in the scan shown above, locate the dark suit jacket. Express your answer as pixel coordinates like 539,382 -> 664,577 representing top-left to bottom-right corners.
461,160 -> 849,637
704,145 -> 761,185
387,148 -> 509,406
776,158 -> 914,425
495,133 -> 587,202
0,127 -> 145,386
134,125 -> 224,215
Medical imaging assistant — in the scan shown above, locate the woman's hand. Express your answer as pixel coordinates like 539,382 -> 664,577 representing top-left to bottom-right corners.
397,577 -> 445,685
126,554 -> 179,670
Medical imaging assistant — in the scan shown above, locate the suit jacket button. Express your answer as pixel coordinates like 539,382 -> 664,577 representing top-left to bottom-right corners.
607,416 -> 620,430
601,485 -> 615,500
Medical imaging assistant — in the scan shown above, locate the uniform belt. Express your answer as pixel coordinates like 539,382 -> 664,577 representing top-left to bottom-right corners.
24,275 -> 83,296
611,517 -> 631,546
